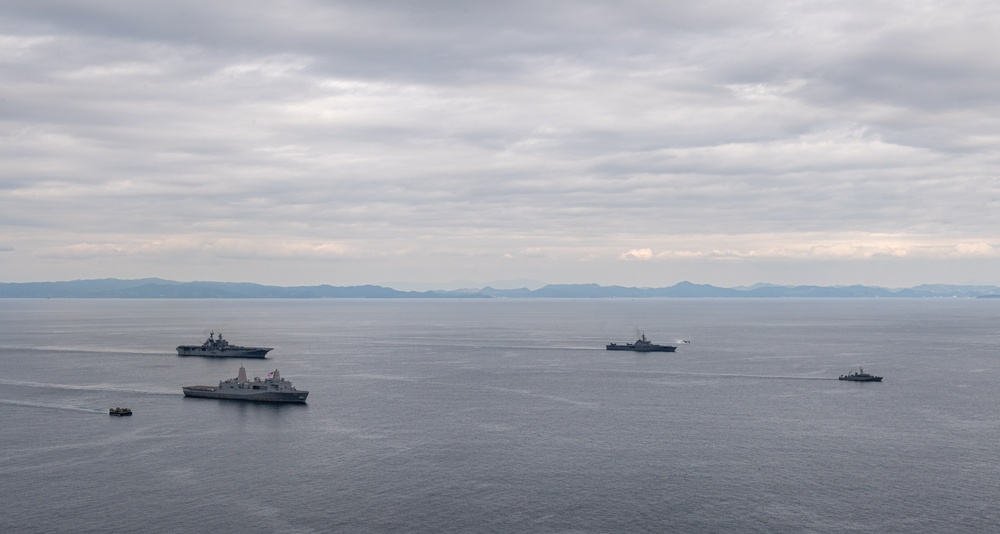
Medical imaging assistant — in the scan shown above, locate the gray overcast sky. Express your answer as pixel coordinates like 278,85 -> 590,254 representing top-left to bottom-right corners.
2,0 -> 999,289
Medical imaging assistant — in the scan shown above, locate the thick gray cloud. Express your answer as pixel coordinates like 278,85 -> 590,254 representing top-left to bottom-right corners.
2,0 -> 999,287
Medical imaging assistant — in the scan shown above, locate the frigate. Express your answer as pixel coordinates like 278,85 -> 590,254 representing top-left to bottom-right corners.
838,368 -> 883,382
606,333 -> 677,352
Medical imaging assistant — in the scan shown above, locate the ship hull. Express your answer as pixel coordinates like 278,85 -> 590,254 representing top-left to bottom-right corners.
838,377 -> 882,382
176,346 -> 272,358
606,345 -> 676,352
182,386 -> 308,403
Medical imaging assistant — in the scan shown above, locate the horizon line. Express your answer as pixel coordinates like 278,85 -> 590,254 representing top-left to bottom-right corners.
3,277 -> 1000,291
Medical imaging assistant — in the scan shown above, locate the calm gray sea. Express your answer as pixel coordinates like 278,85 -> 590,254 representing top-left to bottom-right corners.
1,298 -> 998,533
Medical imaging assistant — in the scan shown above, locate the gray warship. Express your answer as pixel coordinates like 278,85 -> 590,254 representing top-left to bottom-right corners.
606,332 -> 677,352
183,365 -> 308,403
176,331 -> 273,358
839,367 -> 883,382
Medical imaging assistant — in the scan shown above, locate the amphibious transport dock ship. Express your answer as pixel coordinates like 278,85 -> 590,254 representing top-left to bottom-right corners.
182,365 -> 309,403
176,332 -> 273,358
606,333 -> 677,353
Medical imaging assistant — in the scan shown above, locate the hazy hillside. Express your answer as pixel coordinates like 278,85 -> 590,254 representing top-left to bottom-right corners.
2,279 -> 999,298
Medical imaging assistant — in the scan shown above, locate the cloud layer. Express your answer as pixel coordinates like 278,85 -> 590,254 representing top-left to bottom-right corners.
2,1 -> 999,287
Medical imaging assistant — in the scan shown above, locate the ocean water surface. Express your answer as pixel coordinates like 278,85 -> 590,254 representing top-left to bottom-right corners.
1,298 -> 998,533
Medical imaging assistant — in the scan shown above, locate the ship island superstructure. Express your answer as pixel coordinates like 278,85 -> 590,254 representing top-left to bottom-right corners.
176,332 -> 273,358
182,365 -> 309,403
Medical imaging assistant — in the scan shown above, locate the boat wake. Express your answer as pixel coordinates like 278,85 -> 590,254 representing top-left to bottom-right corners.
0,346 -> 169,356
665,372 -> 837,381
0,398 -> 107,414
0,379 -> 178,395
485,386 -> 598,407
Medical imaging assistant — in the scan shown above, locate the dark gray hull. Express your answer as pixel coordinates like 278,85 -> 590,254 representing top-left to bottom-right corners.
606,344 -> 676,352
182,386 -> 308,403
838,376 -> 882,382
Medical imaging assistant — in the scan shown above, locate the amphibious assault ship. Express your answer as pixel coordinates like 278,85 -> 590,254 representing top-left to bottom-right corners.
176,332 -> 273,358
182,365 -> 309,403
606,333 -> 677,352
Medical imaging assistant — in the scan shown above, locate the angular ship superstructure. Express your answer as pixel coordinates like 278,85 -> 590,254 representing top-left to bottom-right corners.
182,365 -> 309,403
176,332 -> 273,358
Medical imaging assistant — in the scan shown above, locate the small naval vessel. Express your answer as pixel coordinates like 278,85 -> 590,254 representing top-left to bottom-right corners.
176,331 -> 273,358
839,367 -> 883,382
109,407 -> 132,416
606,333 -> 677,353
182,365 -> 309,403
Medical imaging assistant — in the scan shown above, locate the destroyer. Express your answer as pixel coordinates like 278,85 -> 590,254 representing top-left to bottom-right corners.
606,333 -> 677,353
183,365 -> 308,403
176,331 -> 273,358
839,367 -> 883,382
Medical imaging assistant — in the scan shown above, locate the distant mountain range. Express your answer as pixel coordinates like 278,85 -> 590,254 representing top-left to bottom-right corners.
1,278 -> 999,298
